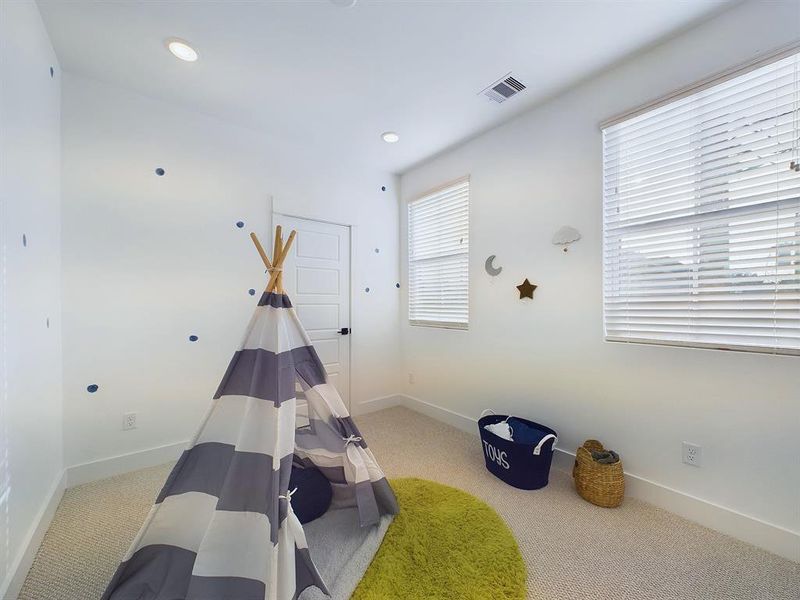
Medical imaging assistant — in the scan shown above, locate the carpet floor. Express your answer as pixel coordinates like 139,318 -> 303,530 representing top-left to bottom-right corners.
20,406 -> 800,600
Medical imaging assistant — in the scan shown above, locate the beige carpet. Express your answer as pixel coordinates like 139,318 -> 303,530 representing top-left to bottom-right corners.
20,407 -> 800,600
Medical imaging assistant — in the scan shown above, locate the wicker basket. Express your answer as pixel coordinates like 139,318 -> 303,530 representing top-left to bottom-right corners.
572,439 -> 624,508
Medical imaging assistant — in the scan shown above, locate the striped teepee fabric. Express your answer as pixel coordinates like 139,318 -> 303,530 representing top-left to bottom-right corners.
102,292 -> 398,600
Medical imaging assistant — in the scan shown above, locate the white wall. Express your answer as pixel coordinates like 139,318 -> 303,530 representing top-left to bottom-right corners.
400,0 -> 800,555
61,74 -> 400,472
0,1 -> 64,595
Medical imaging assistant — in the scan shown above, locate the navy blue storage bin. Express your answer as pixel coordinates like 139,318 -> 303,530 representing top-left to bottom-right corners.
478,410 -> 558,490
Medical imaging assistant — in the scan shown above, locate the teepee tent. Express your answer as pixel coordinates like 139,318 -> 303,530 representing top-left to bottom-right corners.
103,228 -> 398,600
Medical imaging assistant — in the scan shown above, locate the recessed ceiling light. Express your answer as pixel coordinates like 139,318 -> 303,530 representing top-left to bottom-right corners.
166,38 -> 198,62
381,131 -> 399,143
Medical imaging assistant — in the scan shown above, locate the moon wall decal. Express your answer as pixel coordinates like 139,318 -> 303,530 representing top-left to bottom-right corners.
485,255 -> 503,276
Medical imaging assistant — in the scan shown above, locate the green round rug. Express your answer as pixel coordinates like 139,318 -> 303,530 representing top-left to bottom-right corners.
352,478 -> 526,600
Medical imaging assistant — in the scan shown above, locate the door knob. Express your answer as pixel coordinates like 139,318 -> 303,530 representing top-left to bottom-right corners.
338,327 -> 350,335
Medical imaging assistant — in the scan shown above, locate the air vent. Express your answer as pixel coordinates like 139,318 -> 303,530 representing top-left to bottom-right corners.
480,73 -> 527,104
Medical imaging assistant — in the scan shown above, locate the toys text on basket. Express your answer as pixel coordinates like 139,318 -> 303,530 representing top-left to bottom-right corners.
482,440 -> 510,469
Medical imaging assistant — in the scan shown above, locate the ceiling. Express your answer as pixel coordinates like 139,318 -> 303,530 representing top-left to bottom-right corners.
38,0 -> 733,174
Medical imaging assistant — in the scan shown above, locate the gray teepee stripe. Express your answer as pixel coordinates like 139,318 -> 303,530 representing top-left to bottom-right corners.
157,443 -> 235,504
101,544 -> 196,600
293,349 -> 327,390
292,456 -> 347,484
371,477 -> 400,516
294,547 -> 329,599
186,575 -> 266,599
214,349 -> 296,404
257,292 -> 293,308
296,420 -> 346,453
157,443 -> 293,541
214,347 -> 325,404
215,451 -> 276,514
291,345 -> 326,388
316,465 -> 347,485
295,416 -> 368,454
330,479 -> 398,527
355,481 -> 381,527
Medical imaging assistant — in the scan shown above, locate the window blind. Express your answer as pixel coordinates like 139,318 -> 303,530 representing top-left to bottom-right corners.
408,178 -> 469,329
603,51 -> 800,355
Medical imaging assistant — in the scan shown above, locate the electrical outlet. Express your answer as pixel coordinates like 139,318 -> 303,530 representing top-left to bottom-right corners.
123,412 -> 137,431
408,373 -> 415,384
682,442 -> 701,467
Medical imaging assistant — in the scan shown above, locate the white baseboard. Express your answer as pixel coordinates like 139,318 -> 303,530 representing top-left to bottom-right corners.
66,440 -> 188,488
354,394 -> 407,416
399,393 -> 477,434
620,466 -> 800,562
0,470 -> 66,600
65,392 -> 414,488
2,440 -> 190,597
398,393 -> 800,562
16,392 -> 795,587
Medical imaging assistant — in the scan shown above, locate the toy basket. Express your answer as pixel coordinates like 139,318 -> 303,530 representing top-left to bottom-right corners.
478,409 -> 558,490
572,439 -> 624,508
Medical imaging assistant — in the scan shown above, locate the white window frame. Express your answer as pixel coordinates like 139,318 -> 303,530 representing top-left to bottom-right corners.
601,45 -> 800,356
407,177 -> 470,330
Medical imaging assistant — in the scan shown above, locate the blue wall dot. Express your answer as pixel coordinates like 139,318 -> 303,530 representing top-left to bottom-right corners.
87,384 -> 99,393
236,221 -> 245,228
381,186 -> 386,192
22,234 -> 27,247
396,283 -> 400,288
248,288 -> 256,296
374,248 -> 380,253
46,317 -> 50,328
155,167 -> 165,176
365,287 -> 370,293
189,335 -> 199,342
50,66 -> 54,78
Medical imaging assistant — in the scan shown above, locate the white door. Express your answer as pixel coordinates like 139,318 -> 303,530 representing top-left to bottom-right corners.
274,214 -> 351,410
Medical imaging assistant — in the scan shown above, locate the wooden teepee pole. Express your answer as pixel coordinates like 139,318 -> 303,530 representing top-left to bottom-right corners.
272,225 -> 283,270
249,232 -> 272,270
275,230 -> 295,293
251,226 -> 297,295
266,226 -> 283,294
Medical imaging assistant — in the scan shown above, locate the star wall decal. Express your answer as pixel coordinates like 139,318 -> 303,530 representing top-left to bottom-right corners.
516,278 -> 537,299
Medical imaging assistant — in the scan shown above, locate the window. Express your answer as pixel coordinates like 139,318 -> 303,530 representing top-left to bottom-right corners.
408,177 -> 469,329
602,50 -> 800,355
